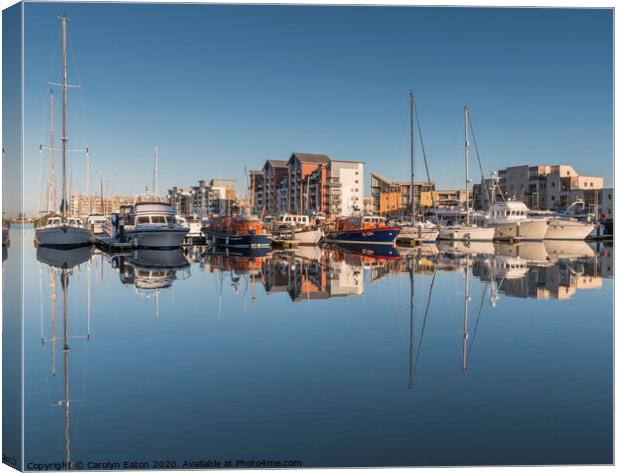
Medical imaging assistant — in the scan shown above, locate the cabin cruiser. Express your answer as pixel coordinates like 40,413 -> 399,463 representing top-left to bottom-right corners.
480,200 -> 548,241
85,213 -> 112,236
543,217 -> 596,240
118,195 -> 188,249
202,214 -> 272,249
322,216 -> 401,246
35,216 -> 92,248
271,214 -> 323,245
528,205 -> 596,240
176,214 -> 204,243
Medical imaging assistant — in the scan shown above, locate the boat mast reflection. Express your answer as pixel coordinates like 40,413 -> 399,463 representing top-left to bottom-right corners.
37,246 -> 92,467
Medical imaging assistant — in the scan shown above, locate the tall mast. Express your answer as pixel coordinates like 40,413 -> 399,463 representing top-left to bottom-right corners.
60,16 -> 68,220
85,148 -> 91,215
409,91 -> 415,223
464,105 -> 470,225
48,90 -> 57,213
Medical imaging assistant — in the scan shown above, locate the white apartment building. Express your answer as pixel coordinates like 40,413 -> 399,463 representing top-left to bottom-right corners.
329,160 -> 364,217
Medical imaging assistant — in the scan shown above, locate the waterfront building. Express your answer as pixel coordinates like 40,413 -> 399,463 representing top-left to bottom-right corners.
168,179 -> 237,217
262,160 -> 288,216
473,164 -> 605,211
252,153 -> 364,218
248,170 -> 264,213
600,188 -> 613,221
370,173 -> 437,218
69,194 -> 134,217
287,153 -> 330,215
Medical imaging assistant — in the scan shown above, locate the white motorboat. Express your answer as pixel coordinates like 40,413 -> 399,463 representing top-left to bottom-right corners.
86,213 -> 112,236
483,200 -> 549,241
120,195 -> 189,249
544,217 -> 596,240
34,17 -> 92,249
272,214 -> 323,245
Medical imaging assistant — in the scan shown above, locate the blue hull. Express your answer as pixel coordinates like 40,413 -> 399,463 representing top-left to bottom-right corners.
202,228 -> 272,249
323,227 -> 401,245
326,242 -> 401,259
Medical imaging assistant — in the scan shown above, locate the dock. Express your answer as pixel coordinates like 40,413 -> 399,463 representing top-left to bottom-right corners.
271,239 -> 299,249
94,235 -> 135,252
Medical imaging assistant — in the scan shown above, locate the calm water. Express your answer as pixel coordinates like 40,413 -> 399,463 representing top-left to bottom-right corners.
6,227 -> 613,468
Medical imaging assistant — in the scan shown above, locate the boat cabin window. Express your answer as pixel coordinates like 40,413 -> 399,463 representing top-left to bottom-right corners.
137,216 -> 150,224
151,216 -> 166,224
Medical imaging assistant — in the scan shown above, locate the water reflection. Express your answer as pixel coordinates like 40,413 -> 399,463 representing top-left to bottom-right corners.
109,249 -> 191,318
26,235 -> 613,466
36,246 -> 93,469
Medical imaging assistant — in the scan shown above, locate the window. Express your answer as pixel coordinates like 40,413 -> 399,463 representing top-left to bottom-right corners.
551,182 -> 555,187
151,216 -> 166,224
137,216 -> 150,224
551,196 -> 555,201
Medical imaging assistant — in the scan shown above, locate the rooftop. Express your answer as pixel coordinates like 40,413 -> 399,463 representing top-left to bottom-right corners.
290,152 -> 330,164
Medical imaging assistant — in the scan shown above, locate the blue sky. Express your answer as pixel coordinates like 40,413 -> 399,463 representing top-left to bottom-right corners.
21,3 -> 612,215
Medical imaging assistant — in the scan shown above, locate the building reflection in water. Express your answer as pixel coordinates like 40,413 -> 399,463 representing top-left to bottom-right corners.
195,240 -> 611,307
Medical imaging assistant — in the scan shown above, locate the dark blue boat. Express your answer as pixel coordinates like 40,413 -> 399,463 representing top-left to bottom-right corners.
323,226 -> 401,246
202,228 -> 272,249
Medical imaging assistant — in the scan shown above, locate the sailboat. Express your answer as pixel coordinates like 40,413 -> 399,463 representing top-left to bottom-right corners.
438,106 -> 495,241
398,92 -> 439,243
35,17 -> 92,249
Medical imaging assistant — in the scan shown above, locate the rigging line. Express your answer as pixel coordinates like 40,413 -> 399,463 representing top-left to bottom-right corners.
392,99 -> 410,183
67,28 -> 90,146
467,281 -> 489,362
38,36 -> 61,152
467,112 -> 493,205
412,97 -> 438,214
412,269 -> 437,376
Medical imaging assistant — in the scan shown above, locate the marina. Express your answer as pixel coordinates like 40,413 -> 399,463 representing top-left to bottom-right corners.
3,3 -> 613,469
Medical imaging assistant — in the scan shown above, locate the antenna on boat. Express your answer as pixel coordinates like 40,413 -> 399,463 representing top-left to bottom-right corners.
85,146 -> 91,215
152,144 -> 159,196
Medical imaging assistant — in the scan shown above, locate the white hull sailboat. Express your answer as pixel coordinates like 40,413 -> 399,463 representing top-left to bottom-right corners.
36,221 -> 92,248
438,106 -> 495,242
398,92 -> 438,244
35,17 -> 91,249
439,225 -> 495,241
399,222 -> 440,243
